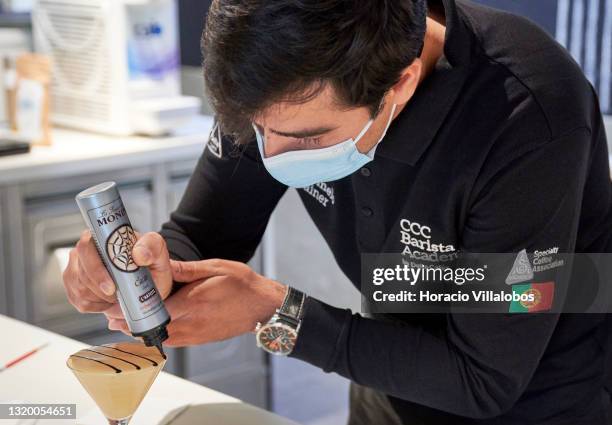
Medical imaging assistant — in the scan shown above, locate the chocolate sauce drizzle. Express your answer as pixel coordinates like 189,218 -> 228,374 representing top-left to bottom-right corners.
95,345 -> 160,366
70,354 -> 122,374
82,349 -> 141,370
70,345 -> 163,374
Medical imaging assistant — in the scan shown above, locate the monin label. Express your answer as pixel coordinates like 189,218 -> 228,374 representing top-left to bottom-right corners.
76,182 -> 169,354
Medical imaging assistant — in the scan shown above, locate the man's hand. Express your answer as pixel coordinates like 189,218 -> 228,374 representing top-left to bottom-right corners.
62,230 -> 174,314
106,259 -> 287,346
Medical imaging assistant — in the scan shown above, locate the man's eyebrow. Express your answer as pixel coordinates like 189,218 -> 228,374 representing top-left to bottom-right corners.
268,125 -> 337,139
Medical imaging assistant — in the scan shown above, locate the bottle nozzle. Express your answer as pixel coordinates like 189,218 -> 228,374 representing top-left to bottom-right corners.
155,342 -> 166,359
137,321 -> 169,360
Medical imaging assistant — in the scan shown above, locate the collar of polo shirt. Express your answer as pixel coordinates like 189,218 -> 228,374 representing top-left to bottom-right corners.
376,0 -> 475,166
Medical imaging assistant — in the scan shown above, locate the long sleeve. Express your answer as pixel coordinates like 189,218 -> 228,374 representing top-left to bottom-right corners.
290,127 -> 594,418
159,121 -> 287,263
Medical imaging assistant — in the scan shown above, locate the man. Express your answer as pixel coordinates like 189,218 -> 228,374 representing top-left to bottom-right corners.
63,0 -> 612,423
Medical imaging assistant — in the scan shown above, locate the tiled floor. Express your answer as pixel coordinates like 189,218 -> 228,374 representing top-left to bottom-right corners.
267,189 -> 361,425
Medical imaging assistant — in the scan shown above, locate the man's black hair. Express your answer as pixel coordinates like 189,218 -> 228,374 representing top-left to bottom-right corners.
202,0 -> 427,144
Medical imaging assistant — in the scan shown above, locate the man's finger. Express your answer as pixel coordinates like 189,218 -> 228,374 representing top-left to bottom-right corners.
107,318 -> 129,334
75,276 -> 113,305
132,232 -> 169,270
76,230 -> 115,298
132,232 -> 174,299
170,258 -> 228,283
78,258 -> 116,303
103,303 -> 124,320
69,285 -> 114,313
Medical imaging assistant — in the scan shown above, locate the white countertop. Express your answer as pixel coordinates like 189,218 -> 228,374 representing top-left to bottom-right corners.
0,315 -> 295,425
0,116 -> 214,185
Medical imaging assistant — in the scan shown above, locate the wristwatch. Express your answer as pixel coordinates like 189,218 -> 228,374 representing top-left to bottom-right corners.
255,286 -> 306,356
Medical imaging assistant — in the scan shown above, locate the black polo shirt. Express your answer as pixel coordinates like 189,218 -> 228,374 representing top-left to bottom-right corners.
160,0 -> 612,422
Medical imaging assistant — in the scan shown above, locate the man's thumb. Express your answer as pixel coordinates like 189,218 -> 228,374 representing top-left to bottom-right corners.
133,232 -> 167,267
132,232 -> 173,298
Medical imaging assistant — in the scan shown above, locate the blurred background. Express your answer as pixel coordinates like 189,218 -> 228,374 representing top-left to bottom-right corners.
0,1 -> 610,424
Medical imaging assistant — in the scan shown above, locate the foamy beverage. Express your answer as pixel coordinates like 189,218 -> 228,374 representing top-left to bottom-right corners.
67,342 -> 166,424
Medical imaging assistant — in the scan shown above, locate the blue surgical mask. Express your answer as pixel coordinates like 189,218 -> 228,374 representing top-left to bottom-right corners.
253,104 -> 397,188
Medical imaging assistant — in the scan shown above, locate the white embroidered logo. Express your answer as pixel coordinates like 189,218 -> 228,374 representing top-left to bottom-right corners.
207,121 -> 223,158
399,219 -> 456,263
505,249 -> 534,285
532,247 -> 564,272
302,182 -> 335,207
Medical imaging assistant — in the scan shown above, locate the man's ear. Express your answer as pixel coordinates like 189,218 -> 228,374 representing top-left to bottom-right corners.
390,59 -> 423,105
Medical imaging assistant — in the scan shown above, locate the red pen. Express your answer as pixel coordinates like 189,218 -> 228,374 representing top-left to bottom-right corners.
0,342 -> 49,372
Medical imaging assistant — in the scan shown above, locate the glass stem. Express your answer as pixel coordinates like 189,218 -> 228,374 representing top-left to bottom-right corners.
107,417 -> 131,425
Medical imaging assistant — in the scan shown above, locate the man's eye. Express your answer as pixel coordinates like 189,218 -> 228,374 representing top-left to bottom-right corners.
295,137 -> 321,146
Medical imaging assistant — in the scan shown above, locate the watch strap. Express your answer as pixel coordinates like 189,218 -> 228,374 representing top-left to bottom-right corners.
278,286 -> 305,323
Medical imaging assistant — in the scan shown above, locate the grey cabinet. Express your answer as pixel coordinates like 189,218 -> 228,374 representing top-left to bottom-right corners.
167,177 -> 190,212
166,158 -> 198,211
0,188 -> 7,316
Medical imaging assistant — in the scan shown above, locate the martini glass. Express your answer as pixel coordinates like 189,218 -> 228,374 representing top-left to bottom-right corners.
67,342 -> 166,425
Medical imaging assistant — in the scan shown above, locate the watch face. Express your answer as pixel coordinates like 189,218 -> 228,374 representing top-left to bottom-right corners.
257,322 -> 298,355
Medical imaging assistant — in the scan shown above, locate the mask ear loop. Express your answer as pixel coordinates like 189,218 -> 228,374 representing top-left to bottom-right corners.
364,103 -> 397,159
252,123 -> 269,158
353,117 -> 375,144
